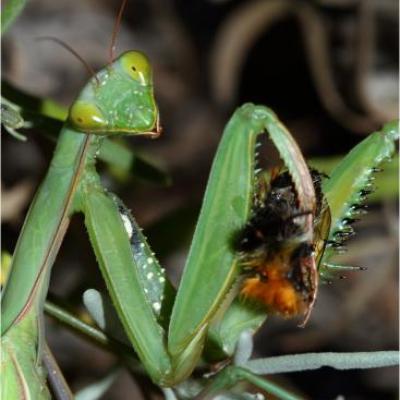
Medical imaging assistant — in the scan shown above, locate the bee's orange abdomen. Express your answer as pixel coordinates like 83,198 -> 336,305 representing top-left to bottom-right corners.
241,263 -> 306,316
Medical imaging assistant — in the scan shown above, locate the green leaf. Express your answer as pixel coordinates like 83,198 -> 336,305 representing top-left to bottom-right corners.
1,0 -> 29,35
245,351 -> 399,374
44,299 -> 140,361
199,366 -> 302,400
99,141 -> 171,186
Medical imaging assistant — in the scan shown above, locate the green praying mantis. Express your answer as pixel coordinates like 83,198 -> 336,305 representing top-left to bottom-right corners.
1,2 -> 399,398
1,44 -> 314,387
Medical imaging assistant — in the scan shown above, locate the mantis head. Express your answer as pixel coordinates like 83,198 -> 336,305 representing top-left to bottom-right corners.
68,51 -> 161,137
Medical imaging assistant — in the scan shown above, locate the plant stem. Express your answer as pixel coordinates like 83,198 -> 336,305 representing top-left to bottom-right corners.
44,300 -> 139,364
43,343 -> 74,400
196,366 -> 303,400
245,351 -> 399,374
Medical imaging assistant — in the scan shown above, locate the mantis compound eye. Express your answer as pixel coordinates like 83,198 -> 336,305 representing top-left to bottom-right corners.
120,51 -> 152,85
69,101 -> 107,132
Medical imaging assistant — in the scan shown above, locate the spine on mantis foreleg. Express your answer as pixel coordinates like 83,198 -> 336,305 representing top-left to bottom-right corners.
320,120 -> 399,277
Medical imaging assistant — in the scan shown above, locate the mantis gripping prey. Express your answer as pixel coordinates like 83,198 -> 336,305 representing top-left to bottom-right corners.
1,1 -> 399,398
1,44 -> 314,385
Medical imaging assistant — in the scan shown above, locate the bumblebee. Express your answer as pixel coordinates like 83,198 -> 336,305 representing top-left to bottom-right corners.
234,168 -> 331,324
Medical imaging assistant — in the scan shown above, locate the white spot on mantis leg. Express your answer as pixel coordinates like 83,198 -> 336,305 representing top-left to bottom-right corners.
147,257 -> 154,265
140,243 -> 145,248
146,272 -> 154,280
120,214 -> 133,239
159,276 -> 165,283
152,302 -> 161,311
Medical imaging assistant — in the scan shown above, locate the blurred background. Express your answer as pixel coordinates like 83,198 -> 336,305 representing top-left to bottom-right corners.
1,0 -> 398,398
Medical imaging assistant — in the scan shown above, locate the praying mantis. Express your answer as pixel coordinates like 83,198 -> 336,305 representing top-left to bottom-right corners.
0,42 -> 317,387
1,1 -> 399,398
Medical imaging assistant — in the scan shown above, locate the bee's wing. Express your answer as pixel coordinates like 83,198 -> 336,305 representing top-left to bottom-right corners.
313,199 -> 332,269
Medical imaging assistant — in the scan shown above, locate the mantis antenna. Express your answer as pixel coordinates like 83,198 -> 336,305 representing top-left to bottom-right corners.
36,36 -> 100,85
108,0 -> 128,64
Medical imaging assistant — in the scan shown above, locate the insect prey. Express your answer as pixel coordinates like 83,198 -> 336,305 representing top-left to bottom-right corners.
234,168 -> 331,325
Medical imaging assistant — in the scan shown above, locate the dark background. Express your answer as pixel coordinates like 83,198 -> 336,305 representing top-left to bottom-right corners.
2,0 -> 398,398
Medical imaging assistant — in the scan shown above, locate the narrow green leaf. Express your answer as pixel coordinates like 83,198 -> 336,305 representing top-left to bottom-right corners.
44,299 -> 143,370
2,80 -> 67,119
42,344 -> 74,400
99,141 -> 171,186
44,300 -> 118,350
1,0 -> 29,34
245,351 -> 399,374
199,366 -> 302,400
